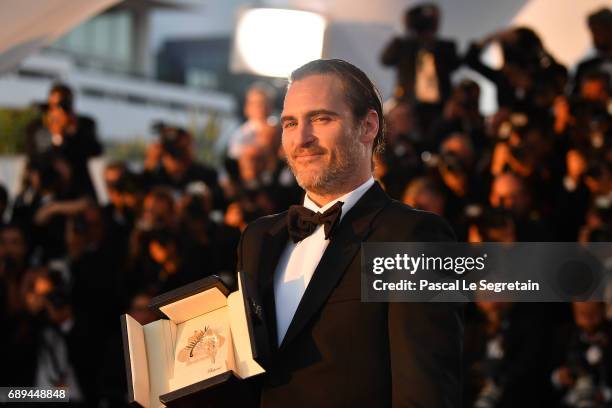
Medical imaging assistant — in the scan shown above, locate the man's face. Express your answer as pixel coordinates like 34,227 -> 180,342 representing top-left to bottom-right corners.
46,93 -> 70,135
386,103 -> 413,141
1,228 -> 27,264
244,90 -> 270,122
48,91 -> 63,110
281,74 -> 369,196
573,302 -> 605,334
490,174 -> 528,215
142,195 -> 174,229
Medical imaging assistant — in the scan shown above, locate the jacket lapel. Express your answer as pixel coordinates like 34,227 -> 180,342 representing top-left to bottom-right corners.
279,182 -> 391,351
257,213 -> 289,351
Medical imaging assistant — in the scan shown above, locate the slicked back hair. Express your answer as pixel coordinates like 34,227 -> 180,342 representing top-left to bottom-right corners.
288,59 -> 385,156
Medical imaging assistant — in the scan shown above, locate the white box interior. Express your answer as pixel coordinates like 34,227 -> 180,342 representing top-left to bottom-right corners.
123,278 -> 265,408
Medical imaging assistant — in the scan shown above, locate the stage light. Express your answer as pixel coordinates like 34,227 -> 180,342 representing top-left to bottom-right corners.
231,8 -> 326,78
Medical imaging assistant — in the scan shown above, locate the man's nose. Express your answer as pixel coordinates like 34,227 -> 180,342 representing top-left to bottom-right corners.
295,122 -> 315,146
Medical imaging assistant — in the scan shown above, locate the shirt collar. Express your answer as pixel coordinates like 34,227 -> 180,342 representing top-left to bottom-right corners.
303,176 -> 375,222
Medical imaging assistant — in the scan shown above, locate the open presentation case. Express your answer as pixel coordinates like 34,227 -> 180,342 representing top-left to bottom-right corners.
120,272 -> 269,407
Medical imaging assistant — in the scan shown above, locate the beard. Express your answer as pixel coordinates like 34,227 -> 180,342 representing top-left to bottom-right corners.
285,129 -> 367,196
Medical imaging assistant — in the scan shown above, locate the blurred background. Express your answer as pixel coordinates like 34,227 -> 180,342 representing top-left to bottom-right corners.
0,0 -> 611,407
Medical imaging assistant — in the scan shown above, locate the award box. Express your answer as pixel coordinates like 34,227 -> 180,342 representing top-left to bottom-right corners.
120,272 -> 269,407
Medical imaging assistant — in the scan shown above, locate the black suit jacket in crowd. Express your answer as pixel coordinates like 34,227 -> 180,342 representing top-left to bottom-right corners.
381,37 -> 461,103
237,181 -> 464,407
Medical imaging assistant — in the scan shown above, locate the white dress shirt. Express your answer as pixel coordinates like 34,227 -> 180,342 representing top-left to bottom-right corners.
273,176 -> 375,345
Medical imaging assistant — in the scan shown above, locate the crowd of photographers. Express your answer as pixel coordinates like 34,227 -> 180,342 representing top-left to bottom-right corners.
0,3 -> 611,407
0,80 -> 303,405
379,5 -> 612,408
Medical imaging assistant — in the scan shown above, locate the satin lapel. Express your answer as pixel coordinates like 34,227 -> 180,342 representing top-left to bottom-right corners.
279,182 -> 391,351
257,212 -> 289,351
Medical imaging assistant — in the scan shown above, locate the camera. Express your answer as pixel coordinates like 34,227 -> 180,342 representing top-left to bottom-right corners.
152,121 -> 189,160
107,170 -> 139,195
497,113 -> 528,141
439,151 -> 465,174
496,113 -> 530,162
71,213 -> 89,235
454,80 -> 480,112
44,268 -> 72,310
185,195 -> 207,220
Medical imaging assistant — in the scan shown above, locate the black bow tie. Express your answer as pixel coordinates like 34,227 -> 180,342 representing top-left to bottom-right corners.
287,201 -> 344,243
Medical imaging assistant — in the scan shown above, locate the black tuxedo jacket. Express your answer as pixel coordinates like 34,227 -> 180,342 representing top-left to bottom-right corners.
238,182 -> 463,407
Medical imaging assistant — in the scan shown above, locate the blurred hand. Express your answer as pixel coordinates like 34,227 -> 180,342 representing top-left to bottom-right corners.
34,197 -> 92,225
490,143 -> 511,176
490,142 -> 532,177
144,142 -> 163,171
554,366 -> 575,388
553,96 -> 571,134
34,202 -> 61,225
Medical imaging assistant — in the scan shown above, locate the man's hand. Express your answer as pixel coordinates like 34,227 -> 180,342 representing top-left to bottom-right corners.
34,197 -> 92,225
490,142 -> 532,177
552,366 -> 575,388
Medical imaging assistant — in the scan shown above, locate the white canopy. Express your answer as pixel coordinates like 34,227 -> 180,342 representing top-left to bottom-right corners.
0,0 -> 120,73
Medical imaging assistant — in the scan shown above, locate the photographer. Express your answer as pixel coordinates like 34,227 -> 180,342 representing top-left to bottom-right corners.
465,27 -> 567,113
225,82 -> 278,160
489,172 -> 550,241
11,153 -> 93,262
578,196 -> 612,243
464,302 -> 550,408
33,269 -> 104,405
378,98 -> 424,199
102,161 -> 140,265
431,133 -> 483,239
550,302 -> 612,407
381,3 -> 461,140
490,113 -> 537,178
568,71 -> 611,155
467,207 -> 517,243
143,123 -> 222,208
401,176 -> 446,216
25,83 -> 102,198
127,187 -> 204,295
65,205 -> 124,334
0,223 -> 30,320
432,79 -> 488,153
553,148 -> 591,241
572,8 -> 612,96
177,183 -> 240,279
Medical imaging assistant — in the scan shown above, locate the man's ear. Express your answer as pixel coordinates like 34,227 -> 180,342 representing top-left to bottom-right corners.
359,109 -> 379,145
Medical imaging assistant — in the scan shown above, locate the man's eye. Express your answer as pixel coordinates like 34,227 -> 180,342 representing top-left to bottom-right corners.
313,116 -> 331,123
283,121 -> 297,129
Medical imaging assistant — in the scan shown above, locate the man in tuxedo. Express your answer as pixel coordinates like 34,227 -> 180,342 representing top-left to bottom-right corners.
238,59 -> 463,407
